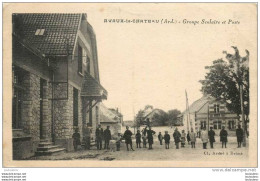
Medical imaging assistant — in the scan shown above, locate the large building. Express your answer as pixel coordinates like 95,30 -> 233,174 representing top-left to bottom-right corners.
12,13 -> 107,159
178,96 -> 240,135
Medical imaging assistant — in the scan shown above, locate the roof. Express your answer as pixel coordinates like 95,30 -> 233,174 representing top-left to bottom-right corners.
81,73 -> 108,100
181,96 -> 213,115
122,121 -> 134,127
13,13 -> 85,56
100,103 -> 119,123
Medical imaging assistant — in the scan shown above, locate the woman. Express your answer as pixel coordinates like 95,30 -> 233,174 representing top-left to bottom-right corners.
173,128 -> 181,149
190,128 -> 197,148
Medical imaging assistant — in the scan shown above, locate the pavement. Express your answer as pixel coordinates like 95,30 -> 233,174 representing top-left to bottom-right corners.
29,136 -> 249,161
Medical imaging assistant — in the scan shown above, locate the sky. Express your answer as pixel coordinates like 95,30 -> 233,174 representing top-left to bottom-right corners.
83,3 -> 256,120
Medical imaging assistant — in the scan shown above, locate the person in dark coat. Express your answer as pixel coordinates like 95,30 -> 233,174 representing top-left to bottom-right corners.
220,126 -> 228,148
135,130 -> 142,148
187,131 -> 191,145
72,128 -> 80,151
158,132 -> 163,145
236,125 -> 244,148
173,128 -> 181,149
123,126 -> 134,151
164,131 -> 170,149
95,124 -> 103,150
147,127 -> 156,150
103,126 -> 112,150
208,127 -> 215,149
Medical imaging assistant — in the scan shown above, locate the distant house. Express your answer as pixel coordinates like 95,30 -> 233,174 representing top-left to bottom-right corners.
136,108 -> 166,126
12,13 -> 107,159
100,104 -> 123,137
122,120 -> 134,128
178,96 -> 240,135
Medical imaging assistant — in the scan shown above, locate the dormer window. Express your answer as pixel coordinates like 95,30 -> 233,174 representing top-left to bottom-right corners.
35,29 -> 45,36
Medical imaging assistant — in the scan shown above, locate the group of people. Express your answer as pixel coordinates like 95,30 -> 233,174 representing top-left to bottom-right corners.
200,125 -> 244,149
72,124 -> 245,151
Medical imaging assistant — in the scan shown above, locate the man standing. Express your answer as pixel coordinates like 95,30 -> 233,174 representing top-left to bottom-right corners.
173,128 -> 181,149
220,126 -> 228,148
123,126 -> 134,151
147,127 -> 156,150
208,127 -> 215,149
236,125 -> 244,148
104,126 -> 112,150
72,128 -> 81,151
201,127 -> 208,149
95,124 -> 103,150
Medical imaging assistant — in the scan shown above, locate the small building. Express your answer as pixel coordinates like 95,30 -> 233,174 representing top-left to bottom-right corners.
99,104 -> 123,138
122,120 -> 134,128
12,13 -> 107,159
178,96 -> 240,135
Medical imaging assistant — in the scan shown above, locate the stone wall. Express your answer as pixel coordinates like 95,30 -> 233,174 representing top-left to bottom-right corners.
13,70 -> 52,159
21,72 -> 40,141
53,84 -> 84,151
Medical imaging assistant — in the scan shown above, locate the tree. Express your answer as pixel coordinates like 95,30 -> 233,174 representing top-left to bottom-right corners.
200,47 -> 249,124
168,109 -> 181,126
152,110 -> 168,126
134,109 -> 145,127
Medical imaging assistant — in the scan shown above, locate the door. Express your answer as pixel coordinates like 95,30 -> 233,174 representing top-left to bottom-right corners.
40,78 -> 44,139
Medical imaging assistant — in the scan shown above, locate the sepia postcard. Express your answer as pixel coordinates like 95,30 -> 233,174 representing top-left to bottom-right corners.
2,3 -> 257,167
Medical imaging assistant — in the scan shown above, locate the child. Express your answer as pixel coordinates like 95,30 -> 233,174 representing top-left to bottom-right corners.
116,133 -> 122,151
109,140 -> 116,152
181,130 -> 186,148
158,132 -> 163,145
135,130 -> 142,148
142,133 -> 147,148
164,131 -> 170,149
72,128 -> 81,151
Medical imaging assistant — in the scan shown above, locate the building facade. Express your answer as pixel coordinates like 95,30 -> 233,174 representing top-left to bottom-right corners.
100,104 -> 123,137
12,13 -> 107,159
178,96 -> 240,135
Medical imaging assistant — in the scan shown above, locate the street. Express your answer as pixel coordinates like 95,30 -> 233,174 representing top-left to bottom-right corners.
30,136 -> 248,161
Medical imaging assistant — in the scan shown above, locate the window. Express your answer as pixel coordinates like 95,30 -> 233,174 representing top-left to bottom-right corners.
83,49 -> 87,66
35,29 -> 45,36
78,45 -> 83,74
89,101 -> 92,126
12,67 -> 25,129
73,88 -> 78,127
214,104 -> 220,113
213,120 -> 222,129
40,78 -> 47,139
228,120 -> 235,130
200,121 -> 206,129
87,56 -> 90,73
